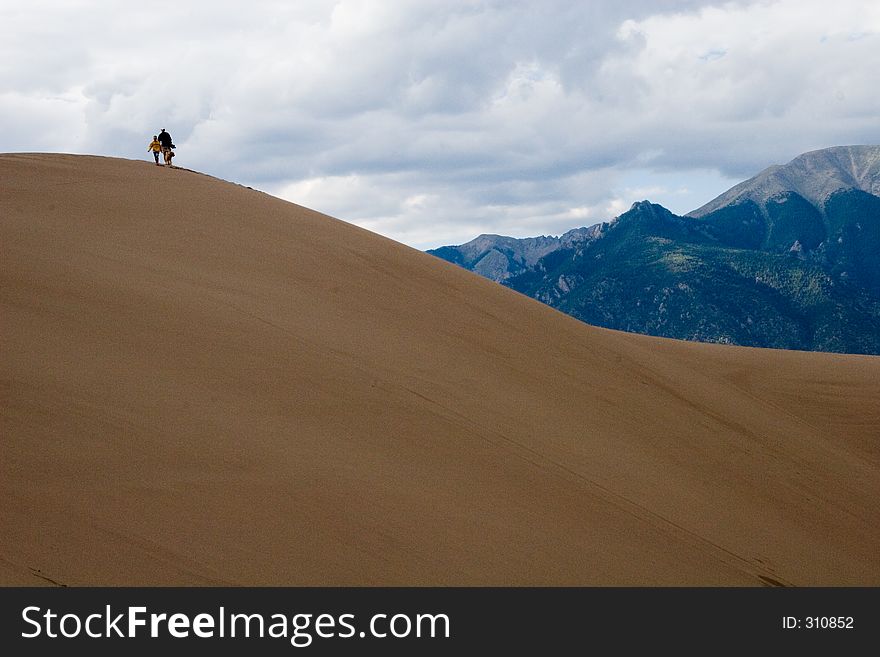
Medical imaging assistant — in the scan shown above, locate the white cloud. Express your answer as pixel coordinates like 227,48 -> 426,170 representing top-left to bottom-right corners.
2,1 -> 879,248
0,89 -> 87,151
605,0 -> 880,173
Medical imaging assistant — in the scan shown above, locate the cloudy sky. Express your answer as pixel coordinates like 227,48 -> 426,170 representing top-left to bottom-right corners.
3,1 -> 879,248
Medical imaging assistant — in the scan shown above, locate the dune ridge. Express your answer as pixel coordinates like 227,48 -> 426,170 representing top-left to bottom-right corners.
2,153 -> 879,586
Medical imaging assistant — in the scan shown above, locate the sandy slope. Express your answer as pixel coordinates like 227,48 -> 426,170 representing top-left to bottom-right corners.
2,153 -> 879,586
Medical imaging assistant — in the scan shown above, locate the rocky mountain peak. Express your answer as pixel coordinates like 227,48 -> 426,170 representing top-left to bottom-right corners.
688,145 -> 880,217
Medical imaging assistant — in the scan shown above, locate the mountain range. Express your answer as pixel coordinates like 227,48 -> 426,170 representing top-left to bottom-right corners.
428,145 -> 880,354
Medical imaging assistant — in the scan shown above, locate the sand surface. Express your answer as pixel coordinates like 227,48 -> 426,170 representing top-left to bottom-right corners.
2,153 -> 879,586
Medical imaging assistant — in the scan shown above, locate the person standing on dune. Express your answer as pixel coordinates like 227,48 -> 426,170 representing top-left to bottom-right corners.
157,128 -> 175,167
147,135 -> 162,165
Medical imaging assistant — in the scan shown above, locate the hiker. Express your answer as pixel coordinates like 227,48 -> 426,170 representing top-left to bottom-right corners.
147,135 -> 162,165
157,128 -> 175,166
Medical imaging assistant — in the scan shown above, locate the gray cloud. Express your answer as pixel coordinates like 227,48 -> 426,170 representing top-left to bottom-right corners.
2,1 -> 878,248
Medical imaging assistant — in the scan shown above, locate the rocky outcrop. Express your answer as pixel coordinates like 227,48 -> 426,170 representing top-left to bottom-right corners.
689,145 -> 880,218
428,224 -> 603,282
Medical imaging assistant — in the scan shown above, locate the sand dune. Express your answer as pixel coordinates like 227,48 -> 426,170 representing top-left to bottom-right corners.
2,153 -> 879,586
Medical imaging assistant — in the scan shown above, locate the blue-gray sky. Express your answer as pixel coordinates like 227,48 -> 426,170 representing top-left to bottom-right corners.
2,0 -> 879,248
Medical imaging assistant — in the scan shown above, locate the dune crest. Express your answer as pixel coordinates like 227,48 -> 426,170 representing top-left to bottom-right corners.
2,153 -> 879,586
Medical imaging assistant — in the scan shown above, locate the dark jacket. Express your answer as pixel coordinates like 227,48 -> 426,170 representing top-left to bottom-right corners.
158,131 -> 172,148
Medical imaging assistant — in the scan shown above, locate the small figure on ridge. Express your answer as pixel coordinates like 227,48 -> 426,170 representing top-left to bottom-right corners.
147,135 -> 162,165
157,128 -> 176,167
